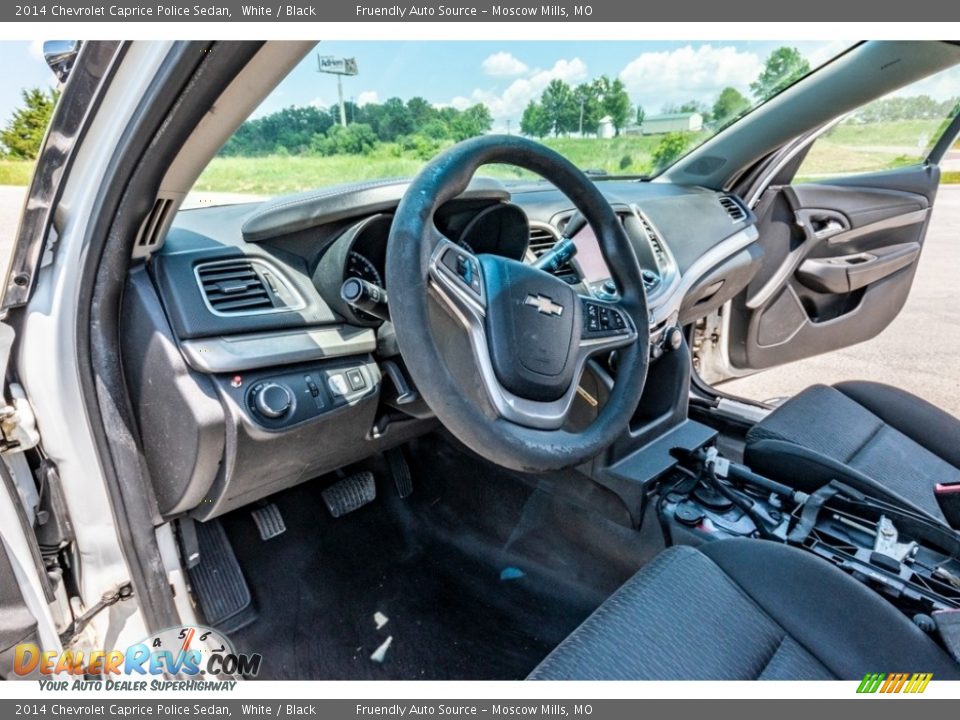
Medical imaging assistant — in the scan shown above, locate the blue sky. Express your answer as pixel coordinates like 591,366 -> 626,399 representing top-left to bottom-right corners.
257,40 -> 848,131
2,40 -> 957,135
0,42 -> 59,126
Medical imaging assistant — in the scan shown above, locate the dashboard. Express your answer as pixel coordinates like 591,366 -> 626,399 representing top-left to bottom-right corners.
124,176 -> 761,521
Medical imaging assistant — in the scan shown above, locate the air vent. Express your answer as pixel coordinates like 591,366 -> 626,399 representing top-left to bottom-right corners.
719,195 -> 747,222
195,259 -> 304,316
133,196 -> 175,257
528,225 -> 559,258
528,223 -> 577,283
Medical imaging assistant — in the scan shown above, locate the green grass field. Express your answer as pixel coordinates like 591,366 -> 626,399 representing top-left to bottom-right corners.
192,135 -> 668,195
0,160 -> 33,185
2,122 -> 957,193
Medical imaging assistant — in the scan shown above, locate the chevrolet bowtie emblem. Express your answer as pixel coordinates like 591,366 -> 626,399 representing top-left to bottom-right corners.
524,294 -> 564,317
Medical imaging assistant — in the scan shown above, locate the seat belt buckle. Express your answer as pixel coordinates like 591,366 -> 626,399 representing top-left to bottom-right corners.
934,483 -> 960,529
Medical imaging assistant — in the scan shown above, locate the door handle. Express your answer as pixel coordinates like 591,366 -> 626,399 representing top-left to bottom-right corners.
796,208 -> 850,241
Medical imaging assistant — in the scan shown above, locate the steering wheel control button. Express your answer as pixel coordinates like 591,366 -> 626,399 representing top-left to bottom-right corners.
582,300 -> 630,338
440,247 -> 483,297
253,383 -> 294,419
327,373 -> 350,397
346,368 -> 367,391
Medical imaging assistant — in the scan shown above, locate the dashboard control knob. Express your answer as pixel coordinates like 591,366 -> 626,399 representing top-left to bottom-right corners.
664,326 -> 684,352
601,279 -> 618,296
254,383 -> 293,419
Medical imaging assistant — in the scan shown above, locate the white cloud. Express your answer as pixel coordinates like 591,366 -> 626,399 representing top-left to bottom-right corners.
806,40 -> 852,69
891,65 -> 960,102
481,52 -> 529,77
308,97 -> 328,109
356,90 -> 379,106
449,57 -> 588,124
619,45 -> 762,111
28,40 -> 45,61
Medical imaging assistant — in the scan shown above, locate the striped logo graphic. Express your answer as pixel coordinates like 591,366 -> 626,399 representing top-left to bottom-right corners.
857,672 -> 933,694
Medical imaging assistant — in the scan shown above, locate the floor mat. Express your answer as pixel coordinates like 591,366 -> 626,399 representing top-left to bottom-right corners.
221,477 -> 596,680
219,434 -> 662,680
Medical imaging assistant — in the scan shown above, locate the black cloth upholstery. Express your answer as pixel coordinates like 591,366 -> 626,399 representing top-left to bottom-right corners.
529,540 -> 960,680
745,383 -> 960,522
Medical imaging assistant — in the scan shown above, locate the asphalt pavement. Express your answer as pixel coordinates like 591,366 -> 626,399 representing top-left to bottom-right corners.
0,183 -> 957,416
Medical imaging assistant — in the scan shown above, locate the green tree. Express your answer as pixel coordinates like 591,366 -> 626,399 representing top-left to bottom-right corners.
595,77 -> 632,136
222,104 -> 332,156
540,79 -> 578,136
572,83 -> 602,135
375,97 -> 414,142
750,47 -> 811,102
0,87 -> 59,159
652,132 -> 693,170
520,101 -> 551,138
450,104 -> 492,141
406,96 -> 435,127
636,104 -> 646,127
313,123 -> 377,156
712,87 -> 751,126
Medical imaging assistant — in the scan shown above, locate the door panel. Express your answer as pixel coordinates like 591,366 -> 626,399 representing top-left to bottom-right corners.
725,164 -> 938,373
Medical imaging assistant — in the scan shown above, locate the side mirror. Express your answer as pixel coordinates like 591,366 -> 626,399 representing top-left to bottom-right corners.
43,40 -> 81,84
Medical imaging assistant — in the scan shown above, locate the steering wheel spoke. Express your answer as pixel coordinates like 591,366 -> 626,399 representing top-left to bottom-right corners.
427,236 -> 486,322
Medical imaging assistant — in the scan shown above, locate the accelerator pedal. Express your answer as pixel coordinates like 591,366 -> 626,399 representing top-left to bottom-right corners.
386,448 -> 413,499
322,471 -> 376,518
187,520 -> 255,633
251,503 -> 286,541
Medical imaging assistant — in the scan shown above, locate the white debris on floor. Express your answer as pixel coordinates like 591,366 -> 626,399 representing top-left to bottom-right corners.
370,636 -> 393,663
374,611 -> 389,629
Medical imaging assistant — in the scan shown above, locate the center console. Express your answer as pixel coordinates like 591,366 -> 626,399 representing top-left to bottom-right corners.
658,447 -> 960,621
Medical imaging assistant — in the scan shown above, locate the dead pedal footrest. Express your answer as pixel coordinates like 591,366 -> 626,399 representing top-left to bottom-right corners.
187,519 -> 255,634
322,471 -> 376,517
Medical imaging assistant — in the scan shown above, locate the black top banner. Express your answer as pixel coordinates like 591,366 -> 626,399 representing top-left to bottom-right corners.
5,0 -> 960,21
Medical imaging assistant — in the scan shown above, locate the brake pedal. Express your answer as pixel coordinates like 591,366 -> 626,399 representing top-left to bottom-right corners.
386,448 -> 413,499
251,503 -> 286,541
322,471 -> 376,517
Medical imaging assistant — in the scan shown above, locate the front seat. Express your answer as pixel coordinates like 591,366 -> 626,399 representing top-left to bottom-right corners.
744,381 -> 960,523
529,539 -> 959,680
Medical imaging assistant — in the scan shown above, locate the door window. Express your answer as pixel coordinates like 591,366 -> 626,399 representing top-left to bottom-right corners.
796,65 -> 960,182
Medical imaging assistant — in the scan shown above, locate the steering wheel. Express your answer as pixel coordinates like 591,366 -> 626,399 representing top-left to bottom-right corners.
386,135 -> 650,472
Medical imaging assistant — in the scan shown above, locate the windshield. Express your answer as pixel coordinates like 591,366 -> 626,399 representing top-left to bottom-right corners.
187,40 -> 847,207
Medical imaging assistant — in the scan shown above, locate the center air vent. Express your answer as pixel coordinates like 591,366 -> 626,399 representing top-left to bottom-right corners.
195,258 -> 305,316
719,195 -> 747,222
527,224 -> 559,258
527,223 -> 578,283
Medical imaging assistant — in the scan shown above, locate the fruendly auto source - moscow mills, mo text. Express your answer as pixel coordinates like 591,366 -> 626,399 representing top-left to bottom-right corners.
354,4 -> 591,17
